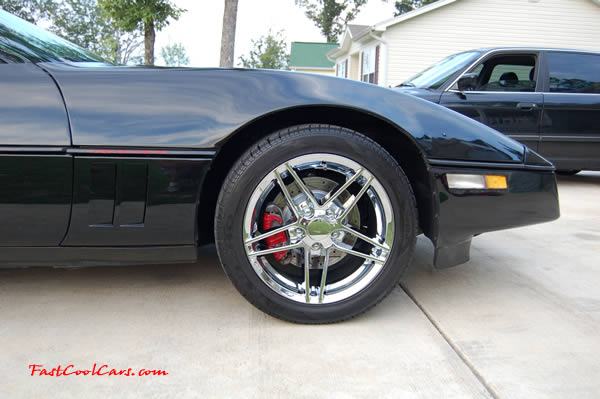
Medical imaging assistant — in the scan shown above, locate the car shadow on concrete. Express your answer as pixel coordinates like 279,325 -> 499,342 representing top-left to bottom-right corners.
556,170 -> 600,186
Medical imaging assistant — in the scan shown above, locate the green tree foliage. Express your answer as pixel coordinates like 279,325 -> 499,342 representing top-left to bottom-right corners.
99,0 -> 184,65
160,42 -> 189,66
394,0 -> 438,16
239,30 -> 289,70
295,0 -> 367,42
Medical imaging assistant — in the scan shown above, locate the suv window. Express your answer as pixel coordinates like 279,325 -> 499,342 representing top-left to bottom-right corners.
547,52 -> 600,94
400,51 -> 481,89
489,64 -> 533,84
463,54 -> 537,92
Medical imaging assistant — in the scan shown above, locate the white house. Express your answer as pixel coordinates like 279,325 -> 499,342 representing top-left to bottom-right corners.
328,0 -> 600,87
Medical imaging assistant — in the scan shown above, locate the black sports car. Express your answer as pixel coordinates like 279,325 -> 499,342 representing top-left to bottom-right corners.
0,10 -> 559,323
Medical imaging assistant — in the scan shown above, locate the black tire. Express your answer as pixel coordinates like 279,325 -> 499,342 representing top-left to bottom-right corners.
214,125 -> 418,323
556,170 -> 581,176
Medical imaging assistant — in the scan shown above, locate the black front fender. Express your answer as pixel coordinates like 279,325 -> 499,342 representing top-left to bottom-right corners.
44,64 -> 525,164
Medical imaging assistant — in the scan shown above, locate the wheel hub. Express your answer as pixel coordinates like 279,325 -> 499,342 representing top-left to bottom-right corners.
306,218 -> 333,239
274,181 -> 358,268
302,212 -> 337,249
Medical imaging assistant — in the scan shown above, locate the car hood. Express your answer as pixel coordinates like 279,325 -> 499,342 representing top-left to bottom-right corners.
42,63 -> 526,164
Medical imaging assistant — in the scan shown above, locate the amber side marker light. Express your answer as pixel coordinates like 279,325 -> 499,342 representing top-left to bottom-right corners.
446,174 -> 508,190
485,175 -> 508,189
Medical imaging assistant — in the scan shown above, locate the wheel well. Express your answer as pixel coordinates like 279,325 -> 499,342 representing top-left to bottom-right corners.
197,106 -> 435,245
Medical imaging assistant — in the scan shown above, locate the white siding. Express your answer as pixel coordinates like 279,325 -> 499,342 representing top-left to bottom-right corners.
385,0 -> 600,86
349,53 -> 360,79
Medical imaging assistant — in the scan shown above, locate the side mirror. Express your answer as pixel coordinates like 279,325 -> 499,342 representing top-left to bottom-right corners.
457,73 -> 478,91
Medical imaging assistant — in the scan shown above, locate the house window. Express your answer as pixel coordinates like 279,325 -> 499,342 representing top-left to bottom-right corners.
361,46 -> 379,84
337,59 -> 347,78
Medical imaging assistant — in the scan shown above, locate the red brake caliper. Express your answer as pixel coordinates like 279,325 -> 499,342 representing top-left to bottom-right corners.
262,213 -> 288,260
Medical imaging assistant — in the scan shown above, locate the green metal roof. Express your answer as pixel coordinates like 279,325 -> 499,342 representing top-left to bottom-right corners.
289,42 -> 338,68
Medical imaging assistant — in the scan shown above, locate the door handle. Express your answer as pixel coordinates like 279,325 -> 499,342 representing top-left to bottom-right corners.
517,102 -> 538,111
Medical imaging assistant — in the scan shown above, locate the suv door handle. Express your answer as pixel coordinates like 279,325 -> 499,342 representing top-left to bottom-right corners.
517,102 -> 538,111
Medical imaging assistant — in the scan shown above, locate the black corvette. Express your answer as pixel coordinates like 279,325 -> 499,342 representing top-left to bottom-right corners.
0,10 -> 559,323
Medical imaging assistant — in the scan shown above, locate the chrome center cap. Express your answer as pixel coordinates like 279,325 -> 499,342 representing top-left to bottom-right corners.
307,218 -> 333,240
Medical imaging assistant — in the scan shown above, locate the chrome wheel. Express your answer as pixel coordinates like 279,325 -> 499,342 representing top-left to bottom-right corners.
243,153 -> 395,304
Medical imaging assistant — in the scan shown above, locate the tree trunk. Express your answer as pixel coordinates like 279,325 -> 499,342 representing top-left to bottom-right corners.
144,19 -> 155,66
219,0 -> 238,67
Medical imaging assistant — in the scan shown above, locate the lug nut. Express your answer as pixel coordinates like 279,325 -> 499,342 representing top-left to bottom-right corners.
326,209 -> 334,217
330,231 -> 340,239
311,243 -> 322,250
371,248 -> 382,257
295,227 -> 304,236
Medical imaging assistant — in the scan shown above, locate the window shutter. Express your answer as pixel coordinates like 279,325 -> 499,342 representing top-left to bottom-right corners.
374,45 -> 380,85
360,52 -> 364,81
344,59 -> 348,78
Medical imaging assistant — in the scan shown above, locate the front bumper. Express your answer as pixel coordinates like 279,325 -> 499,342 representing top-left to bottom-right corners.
429,164 -> 559,268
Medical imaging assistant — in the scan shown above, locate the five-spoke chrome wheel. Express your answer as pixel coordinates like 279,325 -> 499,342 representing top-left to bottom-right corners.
243,154 -> 395,304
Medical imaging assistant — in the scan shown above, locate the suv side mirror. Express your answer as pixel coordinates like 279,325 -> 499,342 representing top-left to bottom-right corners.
457,73 -> 479,91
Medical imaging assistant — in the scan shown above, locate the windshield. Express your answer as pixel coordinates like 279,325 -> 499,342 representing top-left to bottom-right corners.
399,51 -> 481,89
0,9 -> 105,63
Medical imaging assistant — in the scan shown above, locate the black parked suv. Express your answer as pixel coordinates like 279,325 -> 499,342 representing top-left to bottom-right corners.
395,48 -> 600,173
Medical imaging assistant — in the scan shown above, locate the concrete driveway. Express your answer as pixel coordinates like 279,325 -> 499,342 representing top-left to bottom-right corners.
1,172 -> 598,399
